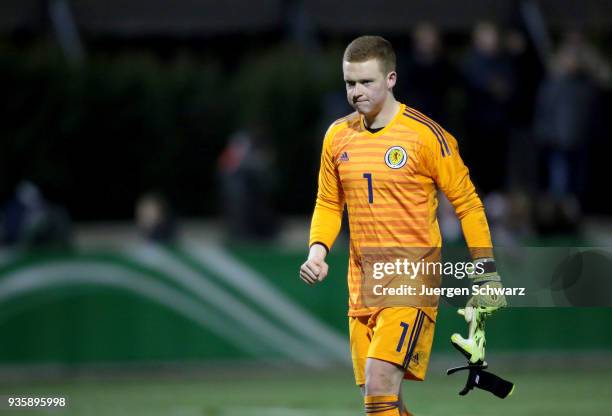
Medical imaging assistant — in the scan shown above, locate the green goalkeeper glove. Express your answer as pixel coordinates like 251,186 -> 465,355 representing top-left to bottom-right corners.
448,307 -> 515,398
466,258 -> 507,315
451,307 -> 486,364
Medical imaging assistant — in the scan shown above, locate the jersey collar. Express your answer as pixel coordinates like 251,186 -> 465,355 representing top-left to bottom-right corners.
360,103 -> 405,138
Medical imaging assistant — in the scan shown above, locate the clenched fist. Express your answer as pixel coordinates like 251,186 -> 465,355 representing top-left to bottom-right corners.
300,243 -> 329,285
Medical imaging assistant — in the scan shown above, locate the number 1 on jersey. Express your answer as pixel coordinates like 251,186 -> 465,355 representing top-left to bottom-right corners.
396,321 -> 409,352
363,173 -> 373,204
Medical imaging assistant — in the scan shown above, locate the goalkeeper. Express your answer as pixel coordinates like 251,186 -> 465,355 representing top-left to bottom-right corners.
300,35 -> 509,416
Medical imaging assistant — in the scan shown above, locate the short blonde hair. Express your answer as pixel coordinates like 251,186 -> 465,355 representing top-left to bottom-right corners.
343,35 -> 396,75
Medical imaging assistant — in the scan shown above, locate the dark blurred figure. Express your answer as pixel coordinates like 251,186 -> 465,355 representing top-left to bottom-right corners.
532,32 -> 612,233
0,181 -> 72,249
561,31 -> 611,88
462,22 -> 515,193
504,26 -> 544,194
484,191 -> 534,246
564,32 -> 612,216
217,129 -> 278,241
534,43 -> 594,197
135,192 -> 177,243
396,22 -> 457,125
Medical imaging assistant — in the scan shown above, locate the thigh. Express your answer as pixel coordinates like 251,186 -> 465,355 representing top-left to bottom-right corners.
368,307 -> 436,381
349,316 -> 371,386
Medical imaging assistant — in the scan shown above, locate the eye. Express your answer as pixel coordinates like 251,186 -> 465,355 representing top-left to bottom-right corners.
346,81 -> 355,87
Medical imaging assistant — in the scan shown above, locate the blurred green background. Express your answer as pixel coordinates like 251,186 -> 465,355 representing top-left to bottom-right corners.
1,242 -> 612,415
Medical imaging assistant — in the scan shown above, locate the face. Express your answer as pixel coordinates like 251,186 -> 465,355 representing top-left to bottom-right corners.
473,22 -> 499,55
343,59 -> 396,117
413,24 -> 439,56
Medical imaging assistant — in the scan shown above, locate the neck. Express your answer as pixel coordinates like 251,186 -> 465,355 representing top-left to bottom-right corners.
363,96 -> 400,129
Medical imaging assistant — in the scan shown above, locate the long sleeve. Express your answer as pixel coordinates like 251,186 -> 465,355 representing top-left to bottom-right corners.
423,130 -> 493,259
309,128 -> 345,252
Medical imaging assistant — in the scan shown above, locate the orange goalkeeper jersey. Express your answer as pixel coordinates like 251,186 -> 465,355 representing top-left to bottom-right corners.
309,103 -> 492,317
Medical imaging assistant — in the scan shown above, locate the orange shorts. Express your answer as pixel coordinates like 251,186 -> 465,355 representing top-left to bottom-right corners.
349,307 -> 436,385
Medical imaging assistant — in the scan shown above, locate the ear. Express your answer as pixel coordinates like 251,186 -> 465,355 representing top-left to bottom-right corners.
386,71 -> 397,89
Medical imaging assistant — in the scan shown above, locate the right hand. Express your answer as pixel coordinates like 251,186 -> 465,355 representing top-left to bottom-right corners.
466,279 -> 507,317
465,259 -> 506,317
299,256 -> 329,286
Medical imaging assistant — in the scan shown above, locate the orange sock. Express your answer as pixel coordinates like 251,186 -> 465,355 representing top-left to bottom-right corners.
364,395 -> 401,415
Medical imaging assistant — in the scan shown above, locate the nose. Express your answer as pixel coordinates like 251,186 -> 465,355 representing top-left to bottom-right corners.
353,83 -> 364,100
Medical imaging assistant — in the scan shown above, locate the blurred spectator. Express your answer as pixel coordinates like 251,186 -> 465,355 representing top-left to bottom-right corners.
0,181 -> 72,249
560,32 -> 612,215
504,27 -> 544,193
561,31 -> 612,88
532,36 -> 603,234
217,129 -> 278,241
396,22 -> 457,125
484,191 -> 534,246
462,22 -> 515,193
533,41 -> 596,198
135,192 -> 177,243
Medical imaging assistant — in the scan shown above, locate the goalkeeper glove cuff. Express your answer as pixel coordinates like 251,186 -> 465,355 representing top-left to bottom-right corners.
467,258 -> 507,312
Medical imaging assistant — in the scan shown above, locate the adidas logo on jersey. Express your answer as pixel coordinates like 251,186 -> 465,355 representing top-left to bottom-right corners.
339,151 -> 350,162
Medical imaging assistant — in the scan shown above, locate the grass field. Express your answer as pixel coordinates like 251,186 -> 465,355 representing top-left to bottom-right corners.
3,366 -> 612,416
